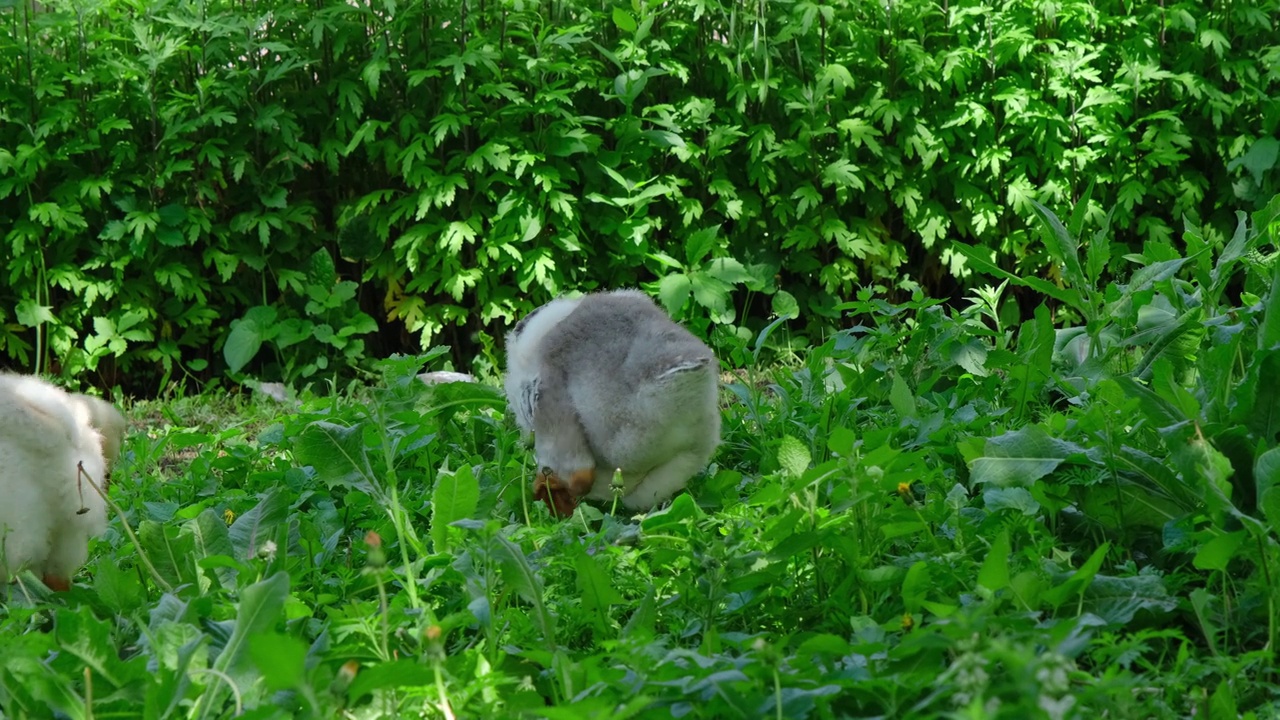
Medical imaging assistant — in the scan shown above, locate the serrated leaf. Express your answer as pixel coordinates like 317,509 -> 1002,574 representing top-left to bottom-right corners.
15,299 -> 56,327
292,421 -> 373,492
689,271 -> 732,313
951,339 -> 989,376
889,373 -> 916,418
685,225 -> 720,265
706,257 -> 752,284
776,435 -> 811,478
820,158 -> 862,189
1030,199 -> 1086,293
227,490 -> 290,561
657,273 -> 692,315
571,544 -> 623,616
55,606 -> 141,688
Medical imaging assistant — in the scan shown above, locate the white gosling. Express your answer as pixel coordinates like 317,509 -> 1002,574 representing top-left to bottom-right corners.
0,375 -> 124,590
505,289 -> 721,516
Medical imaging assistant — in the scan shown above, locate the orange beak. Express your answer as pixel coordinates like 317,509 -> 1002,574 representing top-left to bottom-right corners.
533,467 -> 595,518
42,574 -> 71,592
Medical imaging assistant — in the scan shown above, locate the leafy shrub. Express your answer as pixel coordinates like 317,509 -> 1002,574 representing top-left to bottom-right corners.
2,0 -> 1278,391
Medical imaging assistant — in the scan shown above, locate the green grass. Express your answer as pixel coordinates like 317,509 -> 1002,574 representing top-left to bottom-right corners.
4,204 -> 1280,718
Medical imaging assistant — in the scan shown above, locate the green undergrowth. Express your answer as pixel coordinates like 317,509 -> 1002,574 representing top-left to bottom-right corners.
3,198 -> 1280,719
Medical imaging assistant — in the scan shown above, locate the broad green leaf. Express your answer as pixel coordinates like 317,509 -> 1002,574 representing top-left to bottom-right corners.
967,426 -> 1095,487
642,129 -> 686,149
1190,588 -> 1222,656
143,623 -> 206,719
1210,680 -> 1239,719
1255,447 -> 1280,532
1193,531 -> 1246,572
1260,262 -> 1280,351
223,319 -> 263,373
771,290 -> 800,319
1169,434 -> 1236,523
1079,572 -> 1177,625
978,530 -> 1011,592
92,556 -> 145,613
982,487 -> 1040,515
308,247 -> 338,287
879,521 -> 926,539
1066,179 -> 1095,243
1130,307 -> 1202,379
227,490 -> 291,561
1209,211 -> 1251,298
347,660 -> 436,704
1230,348 -> 1280,444
248,632 -> 309,691
901,561 -> 931,613
1042,542 -> 1110,608
706,257 -> 752,284
689,271 -> 732,313
431,464 -> 479,554
211,572 -> 290,689
612,6 -> 637,33
1231,137 -> 1280,183
951,339 -> 989,377
138,520 -> 200,588
640,493 -> 703,534
191,508 -> 238,590
489,535 -> 557,646
1105,258 -> 1193,318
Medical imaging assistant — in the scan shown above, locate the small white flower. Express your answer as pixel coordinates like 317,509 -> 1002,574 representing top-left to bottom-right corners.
258,540 -> 278,561
1038,693 -> 1077,720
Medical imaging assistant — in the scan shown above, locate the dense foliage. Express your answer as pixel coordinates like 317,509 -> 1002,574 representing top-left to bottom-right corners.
2,197 -> 1279,718
2,0 -> 1278,390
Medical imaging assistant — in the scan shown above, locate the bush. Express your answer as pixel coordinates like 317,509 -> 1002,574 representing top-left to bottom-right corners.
2,0 -> 1277,391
